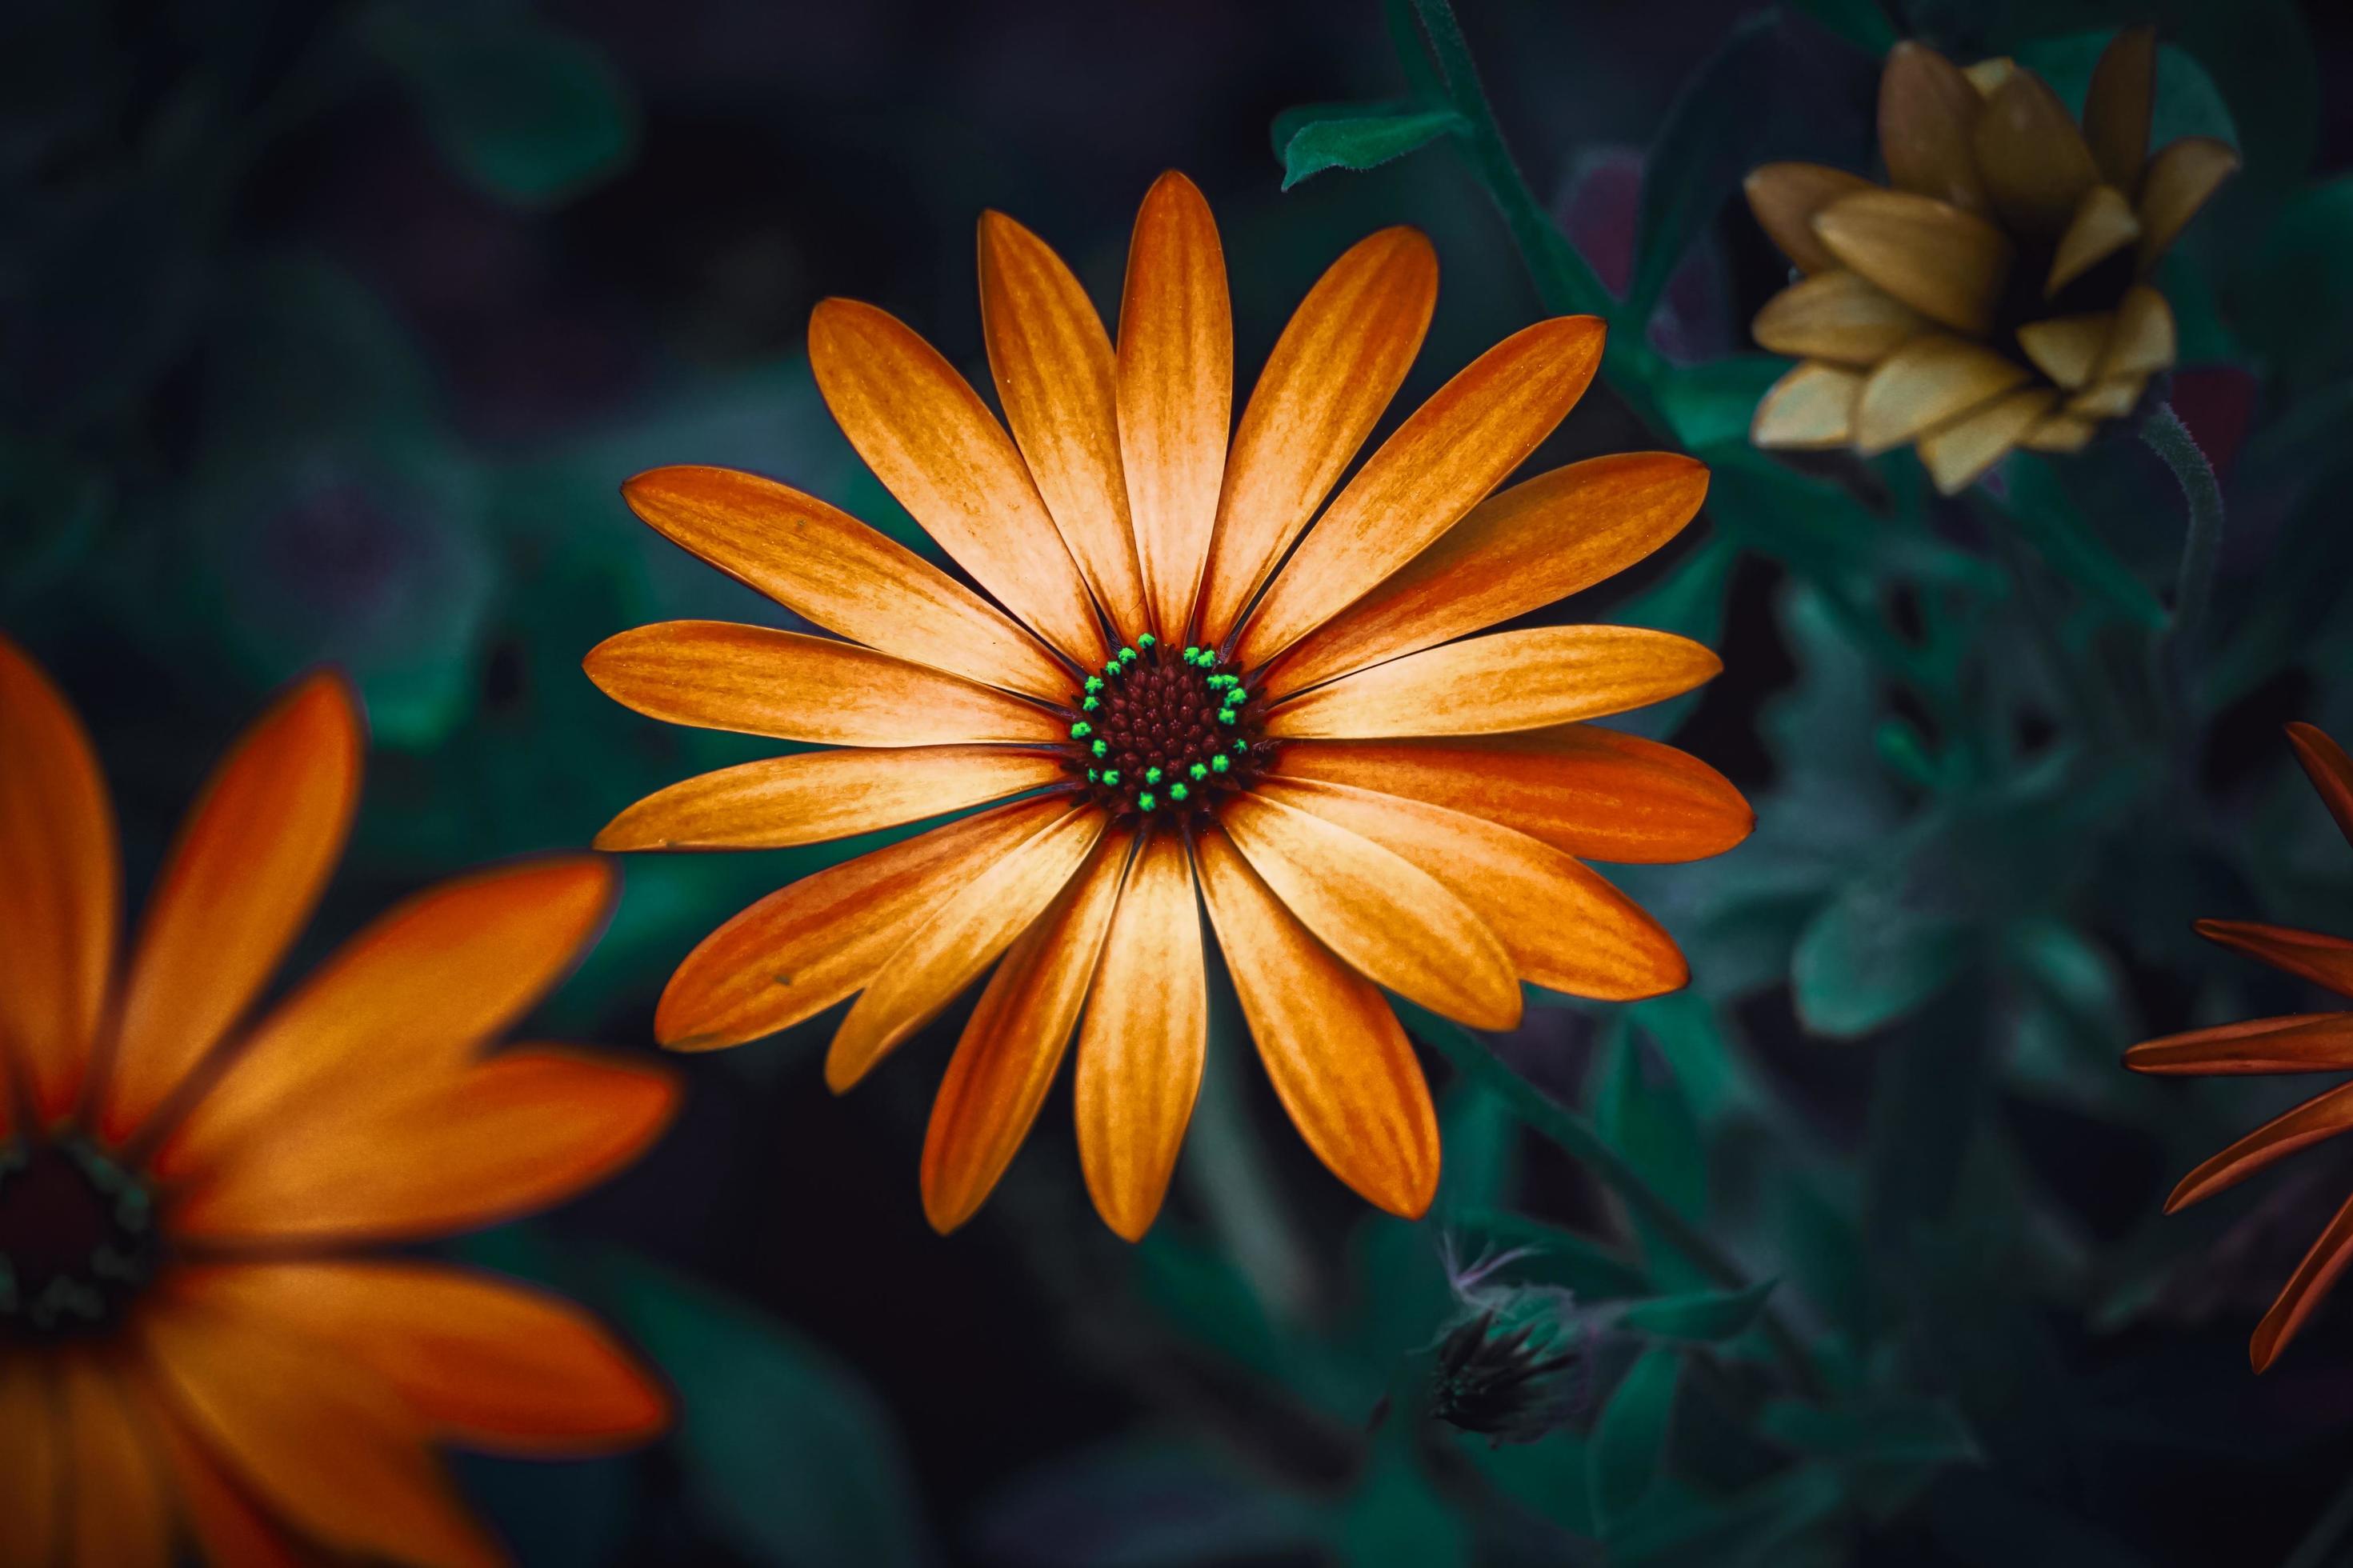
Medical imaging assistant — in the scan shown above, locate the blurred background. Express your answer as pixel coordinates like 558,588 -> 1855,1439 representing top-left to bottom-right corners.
9,0 -> 2353,1562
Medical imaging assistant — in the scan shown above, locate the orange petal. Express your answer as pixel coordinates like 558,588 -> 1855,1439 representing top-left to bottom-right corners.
1235,316 -> 1605,669
594,746 -> 1067,852
1812,190 -> 2011,336
1193,826 -> 1439,1216
55,1351 -> 174,1568
808,298 -> 1107,667
826,806 -> 1109,1090
2253,1186 -> 2353,1372
1271,724 -> 1754,865
1743,162 -> 1876,275
619,465 -> 1070,702
173,1262 -> 666,1454
920,833 -> 1131,1231
2198,920 -> 2353,1001
1194,226 -> 1438,646
1116,171 -> 1232,642
1257,775 -> 1687,1001
1263,626 -> 1720,741
171,1046 -> 678,1244
102,674 -> 362,1146
656,797 -> 1071,1052
2124,1014 -> 2353,1075
1267,453 -> 1708,698
0,634 -> 117,1125
1074,830 -> 1206,1239
1218,790 -> 1519,1030
586,620 -> 1062,747
1751,360 -> 1864,450
0,1356 -> 62,1563
139,1287 -> 504,1568
1973,69 -> 2103,236
2084,26 -> 2155,196
2165,1080 -> 2353,1213
146,1390 -> 312,1568
2135,138 -> 2237,270
978,210 -> 1150,645
154,858 -> 615,1185
1879,42 -> 1990,213
2287,722 -> 2353,850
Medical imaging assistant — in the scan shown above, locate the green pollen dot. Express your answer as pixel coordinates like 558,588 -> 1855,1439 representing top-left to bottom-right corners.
1183,646 -> 1202,663
1138,634 -> 1156,648
1090,739 -> 1109,758
1103,770 -> 1121,786
1218,708 -> 1239,726
1145,766 -> 1162,784
1118,647 -> 1138,664
1211,754 -> 1231,774
1084,675 -> 1103,694
1138,792 -> 1158,812
1231,740 -> 1249,754
1189,763 -> 1208,781
1170,782 -> 1189,802
1104,661 -> 1122,678
1082,697 -> 1100,713
1070,721 -> 1092,739
1086,769 -> 1100,783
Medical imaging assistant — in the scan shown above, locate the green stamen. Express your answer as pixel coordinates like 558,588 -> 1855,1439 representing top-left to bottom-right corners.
1090,739 -> 1109,758
1070,722 -> 1092,740
1086,769 -> 1100,783
1138,634 -> 1157,649
1170,782 -> 1189,802
1082,696 -> 1100,713
1103,770 -> 1121,786
1183,646 -> 1202,664
1232,740 -> 1249,754
1211,754 -> 1231,774
1145,766 -> 1162,785
1138,792 -> 1158,812
1189,763 -> 1207,781
1218,708 -> 1239,726
1084,675 -> 1103,694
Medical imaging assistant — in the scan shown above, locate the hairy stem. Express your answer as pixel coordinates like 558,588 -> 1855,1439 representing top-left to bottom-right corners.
2143,402 -> 2227,714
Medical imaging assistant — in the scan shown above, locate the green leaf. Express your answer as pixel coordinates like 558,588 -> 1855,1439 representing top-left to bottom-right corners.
1760,1396 -> 1980,1468
1787,0 -> 1898,52
1790,853 -> 1971,1038
1595,1019 -> 1708,1226
2017,32 -> 2239,153
1658,358 -> 1786,451
2237,174 -> 2353,396
1276,106 -> 1466,190
1622,1279 -> 1779,1342
1588,1347 -> 1682,1531
1987,455 -> 2167,630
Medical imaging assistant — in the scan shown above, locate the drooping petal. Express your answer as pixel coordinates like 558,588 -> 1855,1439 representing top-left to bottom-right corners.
102,674 -> 362,1146
2023,412 -> 2101,453
2065,372 -> 2147,421
1192,826 -> 1438,1217
1853,334 -> 2030,457
655,796 -> 1070,1052
978,210 -> 1150,645
1751,361 -> 1863,449
1194,226 -> 1439,646
1263,626 -> 1720,741
619,465 -> 1070,702
1267,452 -> 1708,698
920,833 -> 1130,1232
1117,170 -> 1232,642
170,1046 -> 678,1245
156,857 -> 616,1184
1218,790 -> 1519,1030
1074,830 -> 1206,1240
173,1262 -> 666,1454
2252,1186 -> 2353,1373
1271,725 -> 1754,865
826,806 -> 1109,1091
0,634 -> 117,1124
1878,42 -> 1989,213
0,1356 -> 62,1564
1812,190 -> 2011,336
1973,70 -> 2103,236
1752,270 -> 1931,366
2287,723 -> 2353,849
55,1351 -> 174,1568
146,1390 -> 312,1568
594,746 -> 1067,852
1256,776 -> 1687,1001
2015,313 -> 2114,389
2135,138 -> 2238,270
2099,286 -> 2176,379
2083,25 -> 2155,196
1916,387 -> 2055,495
807,298 -> 1107,668
1743,162 -> 1875,274
2046,184 -> 2142,296
2124,1014 -> 2353,1075
2197,920 -> 2353,1000
1235,316 -> 1604,668
2163,1080 -> 2353,1212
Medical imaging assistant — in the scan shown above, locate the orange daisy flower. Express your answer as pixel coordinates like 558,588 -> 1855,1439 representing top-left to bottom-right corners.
590,172 -> 1749,1239
0,639 -> 674,1566
2127,724 -> 2353,1372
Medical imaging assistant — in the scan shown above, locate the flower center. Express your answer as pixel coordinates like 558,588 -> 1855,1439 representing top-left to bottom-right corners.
0,1136 -> 160,1338
1064,634 -> 1267,819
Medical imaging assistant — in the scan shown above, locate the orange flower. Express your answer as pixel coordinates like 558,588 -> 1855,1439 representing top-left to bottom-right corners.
0,639 -> 674,1566
2127,724 -> 2353,1372
592,172 -> 1748,1239
1745,29 -> 2236,493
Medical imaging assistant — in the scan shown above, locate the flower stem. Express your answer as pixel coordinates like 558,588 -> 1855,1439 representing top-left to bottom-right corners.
2142,402 -> 2226,710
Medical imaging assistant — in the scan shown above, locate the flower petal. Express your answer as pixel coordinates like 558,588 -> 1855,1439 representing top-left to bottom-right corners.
2252,1186 -> 2353,1372
619,465 -> 1070,702
1271,724 -> 1754,865
170,1046 -> 678,1245
586,621 -> 1062,747
2124,1014 -> 2353,1075
1264,626 -> 1720,741
1974,69 -> 2103,236
1751,361 -> 1863,449
1235,316 -> 1604,669
1074,830 -> 1206,1240
2287,723 -> 2353,850
826,806 -> 1109,1091
920,833 -> 1131,1231
0,634 -> 117,1125
173,1262 -> 666,1454
656,796 -> 1071,1052
56,1351 -> 174,1568
2136,138 -> 2237,270
808,298 -> 1106,667
1854,334 -> 2031,458
1267,453 -> 1708,698
2198,920 -> 2353,1000
146,1389 -> 311,1568
2065,372 -> 2147,421
1752,270 -> 1931,366
2098,286 -> 2175,379
2163,1079 -> 2353,1213
1879,42 -> 1989,214
1916,387 -> 2056,495
1194,226 -> 1438,646
102,674 -> 362,1146
978,210 -> 1150,645
1193,825 -> 1438,1217
0,1357 -> 62,1563
1744,162 -> 1875,274
2084,26 -> 2155,196
594,746 -> 1068,852
1117,170 -> 1232,642
1257,776 -> 1687,1001
2046,183 -> 2142,296
2015,312 -> 2114,390
1219,790 -> 1519,1030
2022,412 -> 2101,453
153,858 -> 616,1185
1813,190 -> 2011,336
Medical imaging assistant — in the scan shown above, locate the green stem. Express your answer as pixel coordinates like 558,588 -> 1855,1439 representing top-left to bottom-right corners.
2142,402 -> 2226,709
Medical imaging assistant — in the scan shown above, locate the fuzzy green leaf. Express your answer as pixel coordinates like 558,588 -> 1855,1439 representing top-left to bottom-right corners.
1277,106 -> 1466,190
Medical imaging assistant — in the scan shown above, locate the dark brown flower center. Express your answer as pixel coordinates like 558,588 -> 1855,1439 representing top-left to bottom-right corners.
1063,635 -> 1267,821
0,1136 -> 160,1338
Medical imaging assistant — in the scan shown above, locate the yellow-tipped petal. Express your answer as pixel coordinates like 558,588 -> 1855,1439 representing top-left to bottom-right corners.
1752,270 -> 1930,366
2046,184 -> 2142,297
2022,412 -> 2100,454
2015,313 -> 2115,390
1974,69 -> 2103,237
1879,42 -> 1989,214
1853,335 -> 2031,457
2137,138 -> 2238,270
1812,190 -> 2011,335
1752,361 -> 1863,450
1916,388 -> 2055,495
2099,286 -> 2177,379
1744,162 -> 1875,275
2067,374 -> 2147,422
2084,26 -> 2156,196
1962,58 -> 2016,96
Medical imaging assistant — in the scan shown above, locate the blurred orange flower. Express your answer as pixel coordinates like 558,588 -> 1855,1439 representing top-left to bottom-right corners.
2127,724 -> 2353,1372
592,171 -> 1750,1240
0,639 -> 674,1566
1745,28 -> 2236,493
